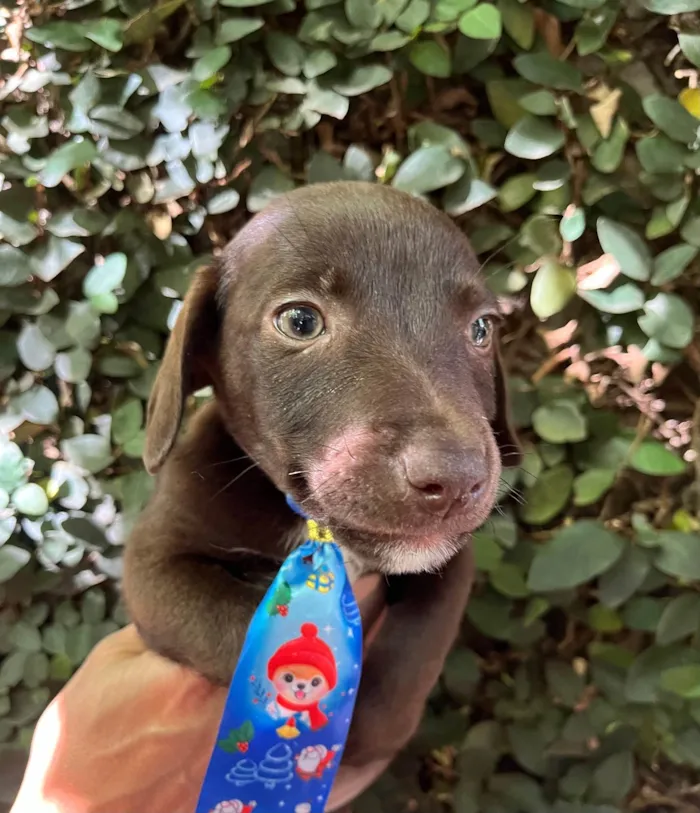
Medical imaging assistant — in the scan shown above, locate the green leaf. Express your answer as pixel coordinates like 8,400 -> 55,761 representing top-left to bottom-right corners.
573,468 -> 615,507
661,665 -> 700,698
30,236 -> 85,283
591,117 -> 629,174
0,443 -> 25,493
0,245 -> 32,287
0,652 -> 26,689
25,22 -> 90,51
443,176 -> 496,215
61,435 -> 114,475
12,484 -> 49,517
458,4 -> 502,40
266,31 -> 306,76
40,139 -> 97,189
651,244 -> 698,285
217,17 -> 264,43
637,135 -> 690,174
546,661 -> 585,707
193,46 -> 232,82
17,323 -> 56,372
596,218 -> 652,282
0,545 -> 31,583
640,0 -> 700,13
14,385 -> 59,425
392,146 -> 465,195
84,18 -> 124,51
655,532 -> 700,581
409,41 -> 451,78
81,590 -> 106,624
513,53 -> 583,91
83,253 -> 127,298
642,94 -> 700,144
530,260 -> 576,319
598,545 -> 650,608
527,520 -> 625,592
491,562 -> 529,598
657,594 -> 700,646
10,621 -> 42,653
679,32 -> 700,68
246,166 -> 296,213
519,463 -> 574,526
638,292 -> 695,349
55,347 -> 92,383
498,0 -> 534,49
303,84 -> 349,119
112,399 -> 144,446
578,283 -> 645,315
207,188 -> 241,215
560,206 -> 586,242
629,440 -> 687,477
435,0 -> 478,21
504,116 -> 565,160
344,0 -> 383,28
331,65 -> 392,96
443,648 -> 480,701
590,751 -> 634,804
498,173 -> 536,212
532,400 -> 587,444
575,4 -> 617,56
303,48 -> 338,78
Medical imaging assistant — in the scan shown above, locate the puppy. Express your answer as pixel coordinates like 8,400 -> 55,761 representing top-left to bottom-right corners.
122,181 -> 519,793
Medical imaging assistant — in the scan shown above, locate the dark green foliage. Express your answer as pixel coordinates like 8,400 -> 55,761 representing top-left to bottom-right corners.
1,0 -> 700,809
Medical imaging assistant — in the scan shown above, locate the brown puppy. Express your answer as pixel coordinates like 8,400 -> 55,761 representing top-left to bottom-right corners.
122,181 -> 519,792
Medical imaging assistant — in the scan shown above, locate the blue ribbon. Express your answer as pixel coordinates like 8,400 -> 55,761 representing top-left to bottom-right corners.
195,497 -> 363,813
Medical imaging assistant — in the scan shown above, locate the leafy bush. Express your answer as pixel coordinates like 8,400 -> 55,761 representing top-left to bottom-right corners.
1,0 -> 700,810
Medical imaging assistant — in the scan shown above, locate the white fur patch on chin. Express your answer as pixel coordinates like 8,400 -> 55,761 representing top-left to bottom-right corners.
374,535 -> 463,575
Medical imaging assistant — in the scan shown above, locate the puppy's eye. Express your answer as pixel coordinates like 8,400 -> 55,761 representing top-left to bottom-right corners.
311,677 -> 322,687
275,305 -> 325,341
470,316 -> 493,348
283,673 -> 294,683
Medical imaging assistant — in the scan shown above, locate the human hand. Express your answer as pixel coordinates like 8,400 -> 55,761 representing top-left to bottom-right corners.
9,575 -> 388,813
10,623 -> 227,813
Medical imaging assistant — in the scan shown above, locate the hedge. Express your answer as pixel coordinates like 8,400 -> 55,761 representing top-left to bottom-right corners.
1,0 -> 700,811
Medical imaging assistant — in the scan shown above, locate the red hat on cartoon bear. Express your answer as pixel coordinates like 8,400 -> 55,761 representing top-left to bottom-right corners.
267,623 -> 337,689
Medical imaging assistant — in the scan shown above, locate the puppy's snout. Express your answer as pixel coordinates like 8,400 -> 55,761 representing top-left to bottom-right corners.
401,440 -> 487,517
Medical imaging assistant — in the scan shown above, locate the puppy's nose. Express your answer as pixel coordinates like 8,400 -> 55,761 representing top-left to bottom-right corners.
296,682 -> 306,689
401,442 -> 487,516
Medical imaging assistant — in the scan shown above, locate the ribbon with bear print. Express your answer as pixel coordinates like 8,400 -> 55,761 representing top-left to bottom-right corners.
195,496 -> 363,813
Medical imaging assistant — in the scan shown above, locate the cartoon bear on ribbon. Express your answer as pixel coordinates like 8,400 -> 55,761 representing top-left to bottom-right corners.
266,623 -> 337,737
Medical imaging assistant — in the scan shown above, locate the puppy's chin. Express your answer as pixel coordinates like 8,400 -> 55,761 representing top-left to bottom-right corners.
332,525 -> 468,576
370,533 -> 466,575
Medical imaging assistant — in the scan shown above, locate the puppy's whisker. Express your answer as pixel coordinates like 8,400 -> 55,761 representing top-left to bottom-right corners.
200,453 -> 256,469
477,231 -> 525,275
209,461 -> 261,500
269,219 -> 307,265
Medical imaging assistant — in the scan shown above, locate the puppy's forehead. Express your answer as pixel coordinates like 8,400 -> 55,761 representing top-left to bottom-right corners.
225,182 -> 487,306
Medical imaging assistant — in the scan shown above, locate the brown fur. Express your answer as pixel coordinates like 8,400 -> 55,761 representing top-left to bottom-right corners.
122,182 -> 519,795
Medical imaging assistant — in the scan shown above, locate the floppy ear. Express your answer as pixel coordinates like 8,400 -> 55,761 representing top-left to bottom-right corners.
492,349 -> 522,469
143,264 -> 221,475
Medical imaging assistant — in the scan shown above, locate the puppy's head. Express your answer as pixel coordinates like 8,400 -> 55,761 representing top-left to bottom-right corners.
145,182 -> 519,574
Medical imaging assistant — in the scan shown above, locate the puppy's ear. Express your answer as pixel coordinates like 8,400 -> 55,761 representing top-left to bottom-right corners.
492,349 -> 522,469
144,264 -> 220,474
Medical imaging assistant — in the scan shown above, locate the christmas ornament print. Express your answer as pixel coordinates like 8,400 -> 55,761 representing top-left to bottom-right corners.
195,499 -> 363,813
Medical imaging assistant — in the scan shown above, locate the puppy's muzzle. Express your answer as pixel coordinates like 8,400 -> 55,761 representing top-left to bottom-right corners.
400,436 -> 488,518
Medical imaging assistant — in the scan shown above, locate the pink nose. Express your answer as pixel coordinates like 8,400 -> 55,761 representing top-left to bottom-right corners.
401,441 -> 487,516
